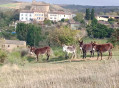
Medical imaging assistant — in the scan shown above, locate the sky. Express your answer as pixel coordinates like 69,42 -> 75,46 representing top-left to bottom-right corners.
18,0 -> 119,6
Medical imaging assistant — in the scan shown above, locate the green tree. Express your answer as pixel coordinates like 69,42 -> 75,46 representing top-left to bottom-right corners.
91,8 -> 95,20
109,29 -> 119,46
26,24 -> 41,46
85,8 -> 90,20
87,21 -> 114,39
16,23 -> 29,41
73,13 -> 84,22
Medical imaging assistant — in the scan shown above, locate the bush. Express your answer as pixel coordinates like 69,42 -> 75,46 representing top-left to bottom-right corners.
48,26 -> 80,45
0,49 -> 7,63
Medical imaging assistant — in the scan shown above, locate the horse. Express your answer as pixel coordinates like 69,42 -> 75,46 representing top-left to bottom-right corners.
29,46 -> 51,62
62,44 -> 76,60
78,40 -> 94,59
91,42 -> 113,60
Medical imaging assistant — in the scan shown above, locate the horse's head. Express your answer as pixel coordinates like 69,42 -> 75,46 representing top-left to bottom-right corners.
29,46 -> 36,55
78,40 -> 83,50
91,41 -> 97,51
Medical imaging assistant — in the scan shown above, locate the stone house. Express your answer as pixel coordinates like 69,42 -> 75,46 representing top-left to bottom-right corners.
0,39 -> 26,51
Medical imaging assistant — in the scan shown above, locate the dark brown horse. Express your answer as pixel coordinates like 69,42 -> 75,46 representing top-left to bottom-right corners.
79,40 -> 94,59
30,46 -> 51,62
92,42 -> 113,60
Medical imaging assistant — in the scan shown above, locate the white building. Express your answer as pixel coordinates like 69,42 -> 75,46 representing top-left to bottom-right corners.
19,10 -> 34,22
96,16 -> 108,21
48,11 -> 73,22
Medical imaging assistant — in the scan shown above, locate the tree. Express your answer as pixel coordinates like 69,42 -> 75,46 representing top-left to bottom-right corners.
73,13 -> 84,22
91,8 -> 95,20
85,8 -> 90,20
16,23 -> 29,41
109,29 -> 119,46
16,23 -> 42,46
87,20 -> 114,39
26,24 -> 41,46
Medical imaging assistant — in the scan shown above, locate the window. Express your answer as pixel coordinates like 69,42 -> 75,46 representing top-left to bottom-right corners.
21,14 -> 23,16
21,17 -> 23,20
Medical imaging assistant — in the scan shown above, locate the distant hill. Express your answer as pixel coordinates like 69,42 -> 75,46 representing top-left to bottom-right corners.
0,0 -> 17,5
60,5 -> 119,13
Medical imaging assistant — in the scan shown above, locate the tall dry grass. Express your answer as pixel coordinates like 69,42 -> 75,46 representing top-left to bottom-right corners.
0,58 -> 119,88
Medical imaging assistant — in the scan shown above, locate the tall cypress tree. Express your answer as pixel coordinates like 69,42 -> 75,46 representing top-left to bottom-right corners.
91,8 -> 95,20
85,8 -> 90,20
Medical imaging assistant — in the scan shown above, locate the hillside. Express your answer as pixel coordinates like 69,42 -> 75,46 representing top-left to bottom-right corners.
60,5 -> 119,13
0,0 -> 16,5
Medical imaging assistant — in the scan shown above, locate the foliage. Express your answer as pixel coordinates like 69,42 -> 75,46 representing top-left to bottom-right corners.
73,13 -> 84,22
16,23 -> 29,41
85,8 -> 90,20
109,29 -> 119,46
44,19 -> 52,26
0,10 -> 19,27
27,24 -> 41,46
0,26 -> 17,39
87,19 -> 114,38
108,18 -> 115,24
61,18 -> 65,22
16,23 -> 42,46
91,8 -> 95,20
0,49 -> 7,63
48,26 -> 80,45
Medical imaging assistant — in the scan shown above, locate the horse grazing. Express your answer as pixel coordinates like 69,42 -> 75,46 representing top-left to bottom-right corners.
30,46 -> 51,62
79,40 -> 94,59
62,44 -> 76,59
92,42 -> 113,60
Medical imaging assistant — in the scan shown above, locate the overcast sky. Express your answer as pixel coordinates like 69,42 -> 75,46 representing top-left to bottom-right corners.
18,0 -> 119,6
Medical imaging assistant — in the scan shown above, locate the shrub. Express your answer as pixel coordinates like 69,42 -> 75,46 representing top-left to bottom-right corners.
48,26 -> 80,45
0,49 -> 7,63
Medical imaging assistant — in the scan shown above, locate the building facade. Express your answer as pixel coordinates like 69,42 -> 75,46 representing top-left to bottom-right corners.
19,10 -> 45,22
33,11 -> 45,22
48,11 -> 73,22
19,10 -> 34,22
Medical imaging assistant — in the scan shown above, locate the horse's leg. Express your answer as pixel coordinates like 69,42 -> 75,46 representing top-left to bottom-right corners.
108,50 -> 112,59
47,54 -> 50,61
110,51 -> 112,59
36,55 -> 39,62
97,51 -> 99,60
93,51 -> 94,57
85,51 -> 87,58
83,50 -> 85,59
100,52 -> 102,60
90,51 -> 92,58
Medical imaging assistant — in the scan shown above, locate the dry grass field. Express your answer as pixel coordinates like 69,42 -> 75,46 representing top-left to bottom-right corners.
0,50 -> 119,88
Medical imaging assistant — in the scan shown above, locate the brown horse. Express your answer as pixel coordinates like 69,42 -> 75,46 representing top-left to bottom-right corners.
30,46 -> 51,62
79,40 -> 94,59
92,42 -> 113,60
